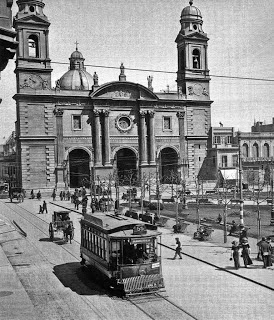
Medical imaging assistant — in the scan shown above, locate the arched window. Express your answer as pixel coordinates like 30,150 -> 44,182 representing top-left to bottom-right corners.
28,35 -> 39,58
180,50 -> 185,70
192,49 -> 200,69
252,143 -> 259,158
242,143 -> 249,157
263,143 -> 270,158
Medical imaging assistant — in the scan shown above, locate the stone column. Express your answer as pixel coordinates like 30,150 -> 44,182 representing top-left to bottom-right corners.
53,108 -> 64,165
53,107 -> 65,189
148,110 -> 155,164
140,110 -> 148,165
177,111 -> 186,163
94,109 -> 102,166
102,109 -> 111,165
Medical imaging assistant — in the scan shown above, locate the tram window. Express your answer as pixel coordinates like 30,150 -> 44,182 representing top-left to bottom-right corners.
103,240 -> 106,260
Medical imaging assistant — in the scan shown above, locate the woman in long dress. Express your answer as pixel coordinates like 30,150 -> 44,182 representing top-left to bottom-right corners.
241,238 -> 253,268
231,241 -> 240,269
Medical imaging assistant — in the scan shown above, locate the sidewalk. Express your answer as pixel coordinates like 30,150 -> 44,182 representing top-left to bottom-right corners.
160,216 -> 274,290
0,212 -> 37,320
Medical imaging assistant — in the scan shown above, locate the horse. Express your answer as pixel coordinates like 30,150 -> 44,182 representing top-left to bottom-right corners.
63,223 -> 74,243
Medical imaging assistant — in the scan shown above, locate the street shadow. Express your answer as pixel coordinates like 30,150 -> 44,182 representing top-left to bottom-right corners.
217,265 -> 264,271
53,262 -> 105,296
39,237 -> 67,245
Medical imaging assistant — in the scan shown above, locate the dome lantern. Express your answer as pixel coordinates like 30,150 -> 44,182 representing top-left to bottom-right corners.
59,45 -> 93,90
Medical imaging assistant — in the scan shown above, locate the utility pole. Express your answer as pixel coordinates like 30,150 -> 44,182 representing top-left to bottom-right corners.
271,165 -> 274,225
238,132 -> 244,226
196,177 -> 200,228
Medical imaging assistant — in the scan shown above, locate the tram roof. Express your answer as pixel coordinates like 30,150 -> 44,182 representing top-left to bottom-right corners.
81,211 -> 161,236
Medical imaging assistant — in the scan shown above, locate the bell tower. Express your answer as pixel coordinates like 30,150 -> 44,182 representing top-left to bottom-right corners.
13,0 -> 52,91
175,1 -> 210,99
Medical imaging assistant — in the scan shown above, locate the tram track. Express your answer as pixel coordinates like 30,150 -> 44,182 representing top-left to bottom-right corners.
126,292 -> 199,320
1,202 -> 111,320
49,201 -> 274,293
2,201 -> 201,320
2,201 -> 273,320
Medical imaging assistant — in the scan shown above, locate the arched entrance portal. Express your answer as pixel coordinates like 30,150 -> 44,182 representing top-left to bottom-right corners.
69,149 -> 90,188
116,148 -> 137,184
159,148 -> 179,183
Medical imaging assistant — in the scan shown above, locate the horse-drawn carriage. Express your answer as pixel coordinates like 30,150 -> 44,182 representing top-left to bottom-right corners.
9,187 -> 25,202
49,211 -> 74,243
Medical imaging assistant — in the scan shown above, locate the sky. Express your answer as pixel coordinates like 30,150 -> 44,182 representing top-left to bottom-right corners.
1,0 -> 274,139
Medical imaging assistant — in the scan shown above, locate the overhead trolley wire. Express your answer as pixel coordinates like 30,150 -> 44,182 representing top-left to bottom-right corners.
50,61 -> 274,83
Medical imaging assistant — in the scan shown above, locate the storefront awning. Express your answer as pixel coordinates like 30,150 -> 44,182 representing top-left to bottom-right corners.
220,169 -> 238,180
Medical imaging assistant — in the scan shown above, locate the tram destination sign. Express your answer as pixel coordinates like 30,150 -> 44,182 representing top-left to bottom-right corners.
131,238 -> 151,244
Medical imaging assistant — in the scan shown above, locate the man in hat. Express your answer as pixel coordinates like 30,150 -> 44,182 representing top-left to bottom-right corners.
173,238 -> 182,260
260,237 -> 272,268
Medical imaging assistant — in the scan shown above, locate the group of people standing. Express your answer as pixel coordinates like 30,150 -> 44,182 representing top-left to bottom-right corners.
231,225 -> 272,269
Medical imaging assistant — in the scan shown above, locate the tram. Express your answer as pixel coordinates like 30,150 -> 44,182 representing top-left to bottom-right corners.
80,211 -> 164,296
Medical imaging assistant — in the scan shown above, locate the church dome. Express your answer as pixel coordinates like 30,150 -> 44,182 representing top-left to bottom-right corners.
59,69 -> 93,90
59,46 -> 93,90
181,1 -> 202,20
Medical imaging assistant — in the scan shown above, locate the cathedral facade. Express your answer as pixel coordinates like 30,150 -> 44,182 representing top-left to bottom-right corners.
13,0 -> 212,194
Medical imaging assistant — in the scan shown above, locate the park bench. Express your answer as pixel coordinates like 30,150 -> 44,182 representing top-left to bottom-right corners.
155,216 -> 169,227
194,223 -> 214,241
173,219 -> 190,233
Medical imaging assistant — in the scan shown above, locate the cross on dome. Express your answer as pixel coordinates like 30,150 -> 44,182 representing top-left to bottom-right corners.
189,1 -> 193,5
75,40 -> 79,51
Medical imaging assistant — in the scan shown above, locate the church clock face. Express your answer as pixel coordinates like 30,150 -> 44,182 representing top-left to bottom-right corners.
115,114 -> 133,133
20,74 -> 42,89
193,83 -> 203,96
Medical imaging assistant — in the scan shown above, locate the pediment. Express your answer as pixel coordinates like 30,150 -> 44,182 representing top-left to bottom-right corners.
15,14 -> 50,26
90,81 -> 158,101
176,31 -> 208,43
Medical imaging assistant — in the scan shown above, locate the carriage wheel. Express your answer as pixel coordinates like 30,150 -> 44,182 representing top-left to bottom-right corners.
49,223 -> 54,241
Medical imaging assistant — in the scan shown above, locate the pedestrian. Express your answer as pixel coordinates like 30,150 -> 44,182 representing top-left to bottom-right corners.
52,188 -> 56,201
239,225 -> 247,244
75,196 -> 80,210
37,190 -> 41,200
81,186 -> 86,198
82,195 -> 88,214
260,237 -> 272,268
42,200 -> 48,213
230,240 -> 240,269
217,213 -> 222,224
30,189 -> 35,199
39,204 -> 43,214
173,237 -> 182,259
66,190 -> 71,201
241,238 -> 253,268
